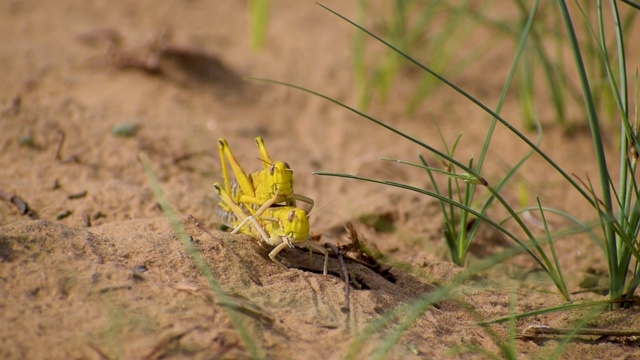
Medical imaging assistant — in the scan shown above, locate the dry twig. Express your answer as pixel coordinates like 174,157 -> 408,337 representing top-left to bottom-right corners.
327,243 -> 350,313
520,325 -> 640,339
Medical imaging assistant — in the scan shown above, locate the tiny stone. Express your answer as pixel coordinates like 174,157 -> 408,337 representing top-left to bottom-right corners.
55,209 -> 72,220
111,123 -> 139,137
67,191 -> 88,200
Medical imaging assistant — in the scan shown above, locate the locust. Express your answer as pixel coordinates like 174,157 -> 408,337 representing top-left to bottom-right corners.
218,137 -> 314,220
213,182 -> 328,275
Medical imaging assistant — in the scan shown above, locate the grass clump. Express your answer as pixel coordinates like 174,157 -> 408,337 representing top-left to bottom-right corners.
254,0 -> 639,355
315,0 -> 638,306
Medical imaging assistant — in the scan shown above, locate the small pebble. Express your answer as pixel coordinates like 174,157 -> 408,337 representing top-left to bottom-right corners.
67,191 -> 87,200
10,195 -> 29,215
111,123 -> 139,137
55,209 -> 72,220
132,265 -> 148,273
19,134 -> 36,147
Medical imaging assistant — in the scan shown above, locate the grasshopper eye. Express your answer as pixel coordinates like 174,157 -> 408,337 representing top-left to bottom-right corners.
269,164 -> 275,175
288,210 -> 295,222
284,162 -> 291,170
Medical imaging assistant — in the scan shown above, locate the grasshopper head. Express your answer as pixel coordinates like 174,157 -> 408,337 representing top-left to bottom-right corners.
281,208 -> 310,245
269,161 -> 294,197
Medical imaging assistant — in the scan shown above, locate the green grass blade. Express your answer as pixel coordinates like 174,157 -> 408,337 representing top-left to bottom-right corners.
315,171 -> 554,273
139,153 -> 260,359
479,299 -> 613,325
549,304 -> 603,359
248,0 -> 269,50
556,0 -> 627,305
313,2 -> 597,208
621,0 -> 640,11
556,0 -> 613,216
470,0 -> 546,255
366,242 -> 594,358
512,206 -> 605,252
248,76 -> 483,181
514,0 -> 568,125
353,0 -> 367,109
537,198 -> 569,298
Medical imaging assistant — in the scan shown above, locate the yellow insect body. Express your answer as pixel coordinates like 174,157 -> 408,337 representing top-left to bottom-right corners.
218,137 -> 314,219
214,183 -> 328,274
242,207 -> 310,259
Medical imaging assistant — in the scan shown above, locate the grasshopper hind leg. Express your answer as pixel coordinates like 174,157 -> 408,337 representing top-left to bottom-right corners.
255,136 -> 274,168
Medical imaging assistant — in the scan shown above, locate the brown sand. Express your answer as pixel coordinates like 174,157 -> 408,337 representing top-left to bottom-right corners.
2,1 -> 640,359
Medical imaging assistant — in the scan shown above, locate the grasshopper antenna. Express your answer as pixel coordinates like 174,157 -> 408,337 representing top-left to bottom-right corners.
307,198 -> 336,219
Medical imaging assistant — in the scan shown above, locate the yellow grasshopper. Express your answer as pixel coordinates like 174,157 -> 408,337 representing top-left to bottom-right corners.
213,182 -> 328,275
218,137 -> 314,220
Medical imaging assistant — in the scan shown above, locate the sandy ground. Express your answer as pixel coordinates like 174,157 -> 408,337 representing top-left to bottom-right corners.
2,1 -> 640,359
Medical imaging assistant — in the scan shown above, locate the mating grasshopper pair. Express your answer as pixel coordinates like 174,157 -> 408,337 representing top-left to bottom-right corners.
213,137 -> 328,275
